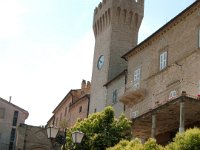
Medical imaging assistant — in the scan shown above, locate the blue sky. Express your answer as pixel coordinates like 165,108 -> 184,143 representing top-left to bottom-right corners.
0,0 -> 195,126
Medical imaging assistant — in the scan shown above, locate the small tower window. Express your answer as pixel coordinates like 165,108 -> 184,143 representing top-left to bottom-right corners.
79,106 -> 82,113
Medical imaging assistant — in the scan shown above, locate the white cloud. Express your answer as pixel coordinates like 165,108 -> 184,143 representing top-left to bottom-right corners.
0,0 -> 27,38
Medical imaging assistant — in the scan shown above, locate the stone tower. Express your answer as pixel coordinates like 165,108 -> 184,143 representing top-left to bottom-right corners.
89,0 -> 144,113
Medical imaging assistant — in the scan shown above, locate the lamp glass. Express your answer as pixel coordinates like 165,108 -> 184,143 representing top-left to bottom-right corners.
47,126 -> 59,138
72,131 -> 84,143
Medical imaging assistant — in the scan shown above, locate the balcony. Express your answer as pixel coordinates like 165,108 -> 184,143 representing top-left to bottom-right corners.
119,82 -> 146,106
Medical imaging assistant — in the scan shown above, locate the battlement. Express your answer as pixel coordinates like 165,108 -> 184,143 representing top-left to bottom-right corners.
94,0 -> 144,16
93,0 -> 144,38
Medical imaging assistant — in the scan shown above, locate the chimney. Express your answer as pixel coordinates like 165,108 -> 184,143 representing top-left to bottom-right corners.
81,80 -> 86,89
9,96 -> 12,103
87,81 -> 91,90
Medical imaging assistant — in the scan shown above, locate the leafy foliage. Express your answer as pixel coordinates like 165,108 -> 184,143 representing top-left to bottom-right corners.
108,128 -> 200,150
165,127 -> 200,150
107,138 -> 163,150
64,106 -> 132,150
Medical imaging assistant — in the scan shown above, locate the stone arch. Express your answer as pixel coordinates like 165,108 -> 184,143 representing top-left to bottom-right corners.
135,13 -> 139,27
105,11 -> 108,26
129,11 -> 133,25
97,20 -> 100,35
123,9 -> 127,23
102,14 -> 105,29
117,7 -> 121,22
94,23 -> 97,37
100,17 -> 102,33
108,8 -> 111,25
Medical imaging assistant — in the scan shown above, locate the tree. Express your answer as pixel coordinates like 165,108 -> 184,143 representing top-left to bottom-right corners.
64,106 -> 132,150
107,138 -> 164,150
165,127 -> 200,150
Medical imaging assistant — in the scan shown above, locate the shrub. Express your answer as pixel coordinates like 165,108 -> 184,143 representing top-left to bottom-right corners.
165,127 -> 200,150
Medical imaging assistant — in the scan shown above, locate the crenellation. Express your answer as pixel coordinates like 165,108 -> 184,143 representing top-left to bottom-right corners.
93,0 -> 144,37
98,2 -> 102,9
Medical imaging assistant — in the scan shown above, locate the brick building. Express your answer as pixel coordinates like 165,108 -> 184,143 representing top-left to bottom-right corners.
47,80 -> 90,128
0,97 -> 29,150
89,0 -> 200,144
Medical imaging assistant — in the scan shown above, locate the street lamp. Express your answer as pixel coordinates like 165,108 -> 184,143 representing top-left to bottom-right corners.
47,125 -> 84,149
47,125 -> 59,139
71,130 -> 84,144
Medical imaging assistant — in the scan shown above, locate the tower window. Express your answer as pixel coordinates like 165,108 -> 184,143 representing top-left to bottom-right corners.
9,128 -> 16,150
65,107 -> 68,116
56,117 -> 58,126
12,111 -> 19,126
133,67 -> 141,89
79,106 -> 82,113
60,113 -> 62,121
112,89 -> 118,104
160,51 -> 167,70
0,108 -> 5,119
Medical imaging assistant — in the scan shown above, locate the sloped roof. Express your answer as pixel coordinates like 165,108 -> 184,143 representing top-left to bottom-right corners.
0,97 -> 29,119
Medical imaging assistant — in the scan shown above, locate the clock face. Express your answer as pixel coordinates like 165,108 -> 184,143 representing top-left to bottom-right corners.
97,55 -> 104,70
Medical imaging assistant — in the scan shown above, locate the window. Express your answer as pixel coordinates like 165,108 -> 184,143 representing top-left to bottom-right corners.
0,108 -> 5,119
65,107 -> 68,116
56,117 -> 58,126
60,113 -> 62,121
169,90 -> 177,100
160,51 -> 167,70
79,106 -> 82,113
94,108 -> 97,113
9,128 -> 16,150
12,111 -> 19,126
112,89 -> 118,104
133,67 -> 141,89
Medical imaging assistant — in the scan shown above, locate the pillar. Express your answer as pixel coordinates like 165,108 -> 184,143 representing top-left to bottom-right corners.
179,101 -> 185,133
151,114 -> 156,138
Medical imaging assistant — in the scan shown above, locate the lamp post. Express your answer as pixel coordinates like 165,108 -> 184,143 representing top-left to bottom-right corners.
72,130 -> 84,144
46,125 -> 61,150
47,125 -> 84,150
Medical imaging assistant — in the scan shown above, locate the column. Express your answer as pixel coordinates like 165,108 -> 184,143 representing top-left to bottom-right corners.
151,114 -> 156,138
179,101 -> 185,133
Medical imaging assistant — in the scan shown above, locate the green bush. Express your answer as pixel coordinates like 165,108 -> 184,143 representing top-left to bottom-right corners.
64,106 -> 132,150
165,127 -> 200,150
107,138 -> 163,150
107,138 -> 143,150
